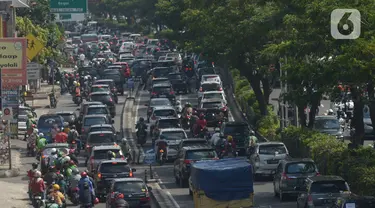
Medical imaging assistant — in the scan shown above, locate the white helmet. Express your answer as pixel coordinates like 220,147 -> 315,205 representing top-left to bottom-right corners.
33,129 -> 39,134
51,148 -> 57,154
34,171 -> 41,178
74,65 -> 78,70
64,156 -> 71,162
39,133 -> 44,137
73,81 -> 77,85
84,76 -> 88,80
329,109 -> 334,113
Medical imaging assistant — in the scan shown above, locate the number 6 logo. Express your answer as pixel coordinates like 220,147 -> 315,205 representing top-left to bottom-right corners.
331,9 -> 361,39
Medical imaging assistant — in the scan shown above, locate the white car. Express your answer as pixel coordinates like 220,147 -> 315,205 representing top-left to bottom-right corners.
149,106 -> 178,127
119,53 -> 134,59
200,74 -> 222,85
119,42 -> 135,53
166,53 -> 182,65
198,81 -> 223,99
199,91 -> 226,105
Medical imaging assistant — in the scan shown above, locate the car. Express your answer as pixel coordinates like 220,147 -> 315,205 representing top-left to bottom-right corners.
158,56 -> 166,61
94,79 -> 118,95
155,128 -> 187,160
37,114 -> 64,143
151,77 -> 170,86
150,83 -> 176,104
88,124 -> 116,135
177,138 -> 208,151
85,105 -> 113,122
145,98 -> 172,122
85,131 -> 118,157
165,53 -> 182,65
152,117 -> 182,137
168,72 -> 189,94
219,121 -> 250,154
151,67 -> 173,79
40,143 -> 69,174
78,101 -> 103,121
153,60 -> 177,70
81,115 -> 112,143
106,178 -> 151,208
199,98 -> 228,119
200,74 -> 222,85
173,145 -> 217,188
89,92 -> 116,117
196,67 -> 216,80
273,158 -> 319,201
198,80 -> 223,99
332,195 -> 375,208
313,116 -> 344,140
199,91 -> 227,105
90,84 -> 118,103
296,176 -> 351,207
249,142 -> 289,177
56,111 -> 77,126
88,145 -> 125,172
149,106 -> 177,127
119,42 -> 136,53
99,70 -> 125,95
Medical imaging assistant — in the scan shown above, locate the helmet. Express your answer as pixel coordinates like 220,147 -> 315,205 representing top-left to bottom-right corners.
94,198 -> 100,204
73,81 -> 77,85
64,156 -> 71,162
139,117 -> 144,122
250,130 -> 255,135
199,113 -> 205,119
107,150 -> 115,158
227,135 -> 233,142
34,171 -> 41,178
33,129 -> 39,134
52,184 -> 60,191
77,83 -> 80,87
51,148 -> 57,154
64,122 -> 69,127
38,133 -> 44,137
32,162 -> 38,169
329,109 -> 334,113
81,172 -> 87,177
84,76 -> 88,80
74,65 -> 78,70
69,160 -> 75,166
72,168 -> 80,175
57,151 -> 63,157
117,193 -> 124,199
57,174 -> 64,179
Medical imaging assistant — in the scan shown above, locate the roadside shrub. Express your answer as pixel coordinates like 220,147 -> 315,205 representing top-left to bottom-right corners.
256,112 -> 280,141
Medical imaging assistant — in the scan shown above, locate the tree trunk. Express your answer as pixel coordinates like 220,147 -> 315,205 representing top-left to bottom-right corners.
351,86 -> 365,146
297,104 -> 307,127
307,93 -> 321,128
248,74 -> 268,116
261,77 -> 271,105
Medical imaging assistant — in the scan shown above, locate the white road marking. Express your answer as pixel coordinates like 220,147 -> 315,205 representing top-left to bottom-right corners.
154,171 -> 181,208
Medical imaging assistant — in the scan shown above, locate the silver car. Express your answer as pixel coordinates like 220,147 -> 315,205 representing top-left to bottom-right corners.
155,128 -> 187,160
249,142 -> 289,177
87,145 -> 124,172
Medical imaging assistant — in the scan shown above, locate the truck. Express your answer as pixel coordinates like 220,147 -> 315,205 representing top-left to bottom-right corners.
189,158 -> 254,208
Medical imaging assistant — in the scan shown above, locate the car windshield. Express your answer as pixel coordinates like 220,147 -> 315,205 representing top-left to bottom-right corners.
152,80 -> 169,86
95,81 -> 112,86
310,181 -> 349,193
93,149 -> 121,159
114,181 -> 146,194
161,131 -> 185,140
100,163 -> 130,173
202,83 -> 221,91
90,94 -> 111,102
286,162 -> 316,174
154,110 -> 176,117
58,114 -> 74,122
158,120 -> 180,128
88,134 -> 115,143
202,102 -> 223,109
87,107 -> 108,115
153,86 -> 171,93
150,99 -> 171,106
43,147 -> 68,156
224,125 -> 249,135
203,93 -> 222,100
314,119 -> 340,130
84,117 -> 107,126
92,86 -> 110,93
199,68 -> 215,75
153,68 -> 170,77
203,75 -> 220,82
90,127 -> 113,133
186,150 -> 217,160
169,74 -> 182,80
38,116 -> 63,128
259,144 -> 287,155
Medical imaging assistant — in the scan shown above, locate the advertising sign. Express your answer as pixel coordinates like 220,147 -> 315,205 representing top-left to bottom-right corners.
1,89 -> 19,108
50,0 -> 87,13
0,38 -> 27,85
27,62 -> 42,80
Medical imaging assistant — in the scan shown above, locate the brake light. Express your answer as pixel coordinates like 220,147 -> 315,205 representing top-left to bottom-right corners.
97,172 -> 102,178
307,195 -> 313,206
100,134 -> 104,136
170,91 -> 174,95
222,106 -> 227,111
281,172 -> 290,180
72,187 -> 79,191
199,87 -> 203,92
184,159 -> 191,164
218,87 -> 223,91
121,155 -> 125,160
152,116 -> 156,120
112,162 -> 117,164
316,172 -> 320,176
109,98 -> 113,102
129,171 -> 133,177
151,92 -> 157,95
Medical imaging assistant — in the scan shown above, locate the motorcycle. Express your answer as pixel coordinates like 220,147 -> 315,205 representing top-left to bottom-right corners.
69,140 -> 80,156
32,193 -> 43,208
194,126 -> 208,138
74,96 -> 82,105
50,96 -> 57,108
68,187 -> 80,205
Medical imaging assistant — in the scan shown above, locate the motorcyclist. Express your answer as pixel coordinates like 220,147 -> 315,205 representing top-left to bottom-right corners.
27,163 -> 39,200
44,166 -> 58,186
56,174 -> 67,194
51,124 -> 59,142
75,82 -> 81,102
55,128 -> 68,143
135,117 -> 147,138
194,113 -> 207,136
36,133 -> 47,152
182,102 -> 193,117
30,170 -> 46,199
27,128 -> 38,153
155,135 -> 168,160
111,193 -> 130,208
48,148 -> 59,167
68,149 -> 79,164
246,131 -> 257,156
54,151 -> 64,170
78,172 -> 95,206
64,160 -> 78,179
68,168 -> 81,192
225,135 -> 237,157
48,184 -> 66,207
107,150 -> 116,160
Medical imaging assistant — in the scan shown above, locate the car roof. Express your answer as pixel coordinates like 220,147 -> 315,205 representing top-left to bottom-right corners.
55,111 -> 75,114
168,72 -> 182,75
113,178 -> 143,182
153,106 -> 175,110
158,117 -> 178,120
90,92 -> 111,95
93,145 -> 121,150
258,142 -> 285,146
159,128 -> 185,132
182,144 -> 213,150
308,175 -> 345,182
201,98 -> 223,103
92,84 -> 109,87
83,101 -> 103,106
95,79 -> 114,82
152,77 -> 169,80
87,131 -> 113,135
99,159 -> 128,165
87,105 -> 107,108
203,91 -> 223,94
315,116 -> 337,120
150,98 -> 170,101
45,143 -> 69,148
19,106 -> 31,109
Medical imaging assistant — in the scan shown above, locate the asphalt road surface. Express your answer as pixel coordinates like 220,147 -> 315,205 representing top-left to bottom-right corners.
132,82 -> 296,208
11,87 -> 157,208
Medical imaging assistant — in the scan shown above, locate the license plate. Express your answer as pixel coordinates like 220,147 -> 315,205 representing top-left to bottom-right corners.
267,159 -> 279,164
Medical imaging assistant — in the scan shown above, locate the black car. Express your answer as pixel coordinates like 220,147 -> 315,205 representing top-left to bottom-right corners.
94,159 -> 136,200
197,67 -> 217,81
168,72 -> 189,94
106,178 -> 151,208
150,83 -> 176,104
56,111 -> 77,126
89,92 -> 116,117
220,121 -> 250,155
100,69 -> 125,95
151,67 -> 173,78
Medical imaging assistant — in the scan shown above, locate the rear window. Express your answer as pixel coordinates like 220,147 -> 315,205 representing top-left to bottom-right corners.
203,75 -> 220,82
88,134 -> 115,143
202,101 -> 223,109
202,83 -> 221,91
154,109 -> 176,117
152,80 -> 169,85
92,86 -> 110,93
90,94 -> 111,102
286,162 -> 316,174
224,125 -> 249,135
100,163 -> 130,173
38,116 -> 63,128
84,117 -> 107,126
87,107 -> 108,115
182,140 -> 208,147
153,86 -> 171,93
203,93 -> 222,100
161,131 -> 186,140
153,68 -> 171,77
310,181 -> 349,193
114,181 -> 146,193
186,150 -> 216,160
168,74 -> 182,80
259,144 -> 287,155
43,147 -> 68,156
158,119 -> 180,128
90,127 -> 113,133
93,149 -> 121,159
95,81 -> 113,86
150,99 -> 171,106
58,114 -> 75,122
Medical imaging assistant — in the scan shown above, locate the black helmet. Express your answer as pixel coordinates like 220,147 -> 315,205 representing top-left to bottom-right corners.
139,117 -> 144,122
32,163 -> 38,169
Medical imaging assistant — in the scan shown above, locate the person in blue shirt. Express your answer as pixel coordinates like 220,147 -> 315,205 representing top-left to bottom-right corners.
78,171 -> 95,206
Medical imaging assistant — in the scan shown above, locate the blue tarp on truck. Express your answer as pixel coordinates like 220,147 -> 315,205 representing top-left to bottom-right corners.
190,158 -> 254,201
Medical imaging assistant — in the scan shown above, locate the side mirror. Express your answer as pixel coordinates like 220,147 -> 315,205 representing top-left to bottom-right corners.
132,168 -> 136,172
147,186 -> 152,191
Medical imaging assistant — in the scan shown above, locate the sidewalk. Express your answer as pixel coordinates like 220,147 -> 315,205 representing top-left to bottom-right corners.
0,180 -> 29,207
25,83 -> 61,109
0,149 -> 21,178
